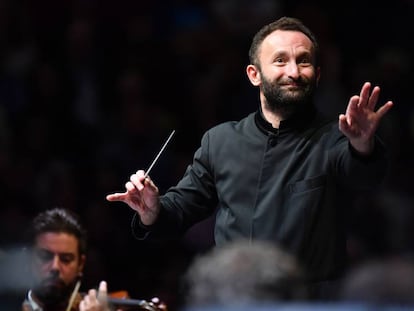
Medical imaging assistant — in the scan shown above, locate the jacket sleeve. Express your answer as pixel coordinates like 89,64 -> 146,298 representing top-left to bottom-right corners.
333,133 -> 389,190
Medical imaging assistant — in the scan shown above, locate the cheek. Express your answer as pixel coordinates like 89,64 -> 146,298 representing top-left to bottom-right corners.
60,264 -> 81,283
265,66 -> 284,78
264,68 -> 289,85
301,67 -> 316,79
32,261 -> 50,275
31,263 -> 51,283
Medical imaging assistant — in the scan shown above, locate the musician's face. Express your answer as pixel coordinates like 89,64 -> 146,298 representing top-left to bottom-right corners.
31,232 -> 85,306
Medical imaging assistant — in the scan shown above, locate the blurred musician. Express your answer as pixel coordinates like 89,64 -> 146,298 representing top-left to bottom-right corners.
22,207 -> 86,311
21,207 -> 166,311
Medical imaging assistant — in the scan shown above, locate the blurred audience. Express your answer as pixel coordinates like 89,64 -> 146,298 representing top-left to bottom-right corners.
181,239 -> 307,308
339,257 -> 414,305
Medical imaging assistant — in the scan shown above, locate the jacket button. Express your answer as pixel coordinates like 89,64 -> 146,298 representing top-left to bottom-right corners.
268,138 -> 277,147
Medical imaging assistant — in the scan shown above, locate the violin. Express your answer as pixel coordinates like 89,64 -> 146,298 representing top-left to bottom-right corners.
108,290 -> 168,311
68,281 -> 168,311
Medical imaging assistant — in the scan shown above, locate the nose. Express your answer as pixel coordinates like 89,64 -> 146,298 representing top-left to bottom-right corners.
50,254 -> 61,271
286,61 -> 299,79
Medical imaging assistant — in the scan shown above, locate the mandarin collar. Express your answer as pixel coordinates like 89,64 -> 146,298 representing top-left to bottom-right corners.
254,104 -> 317,135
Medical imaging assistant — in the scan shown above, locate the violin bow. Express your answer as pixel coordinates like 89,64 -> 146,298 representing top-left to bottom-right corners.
66,280 -> 81,311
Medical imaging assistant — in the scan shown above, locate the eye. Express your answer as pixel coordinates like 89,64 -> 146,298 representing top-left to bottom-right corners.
298,55 -> 313,66
34,248 -> 75,264
59,254 -> 75,264
273,57 -> 286,65
34,249 -> 54,263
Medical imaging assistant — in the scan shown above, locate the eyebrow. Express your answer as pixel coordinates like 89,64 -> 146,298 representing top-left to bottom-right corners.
35,248 -> 76,257
271,49 -> 314,63
272,48 -> 312,56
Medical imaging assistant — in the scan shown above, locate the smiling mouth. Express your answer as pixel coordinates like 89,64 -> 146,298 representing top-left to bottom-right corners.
282,82 -> 301,87
282,85 -> 302,92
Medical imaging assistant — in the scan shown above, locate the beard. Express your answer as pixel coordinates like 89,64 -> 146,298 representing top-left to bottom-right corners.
261,72 -> 317,120
32,274 -> 77,308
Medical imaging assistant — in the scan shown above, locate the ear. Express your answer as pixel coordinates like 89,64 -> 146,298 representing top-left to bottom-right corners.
78,254 -> 86,276
316,66 -> 321,86
246,64 -> 261,86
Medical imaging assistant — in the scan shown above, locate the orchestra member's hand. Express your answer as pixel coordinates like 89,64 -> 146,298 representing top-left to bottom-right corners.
79,281 -> 109,311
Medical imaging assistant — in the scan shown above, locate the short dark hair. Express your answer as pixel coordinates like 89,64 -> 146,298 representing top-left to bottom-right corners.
31,207 -> 87,256
248,16 -> 320,69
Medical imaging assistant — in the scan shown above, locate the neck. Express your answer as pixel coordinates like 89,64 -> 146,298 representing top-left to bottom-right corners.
30,290 -> 74,311
260,102 -> 282,128
35,299 -> 67,311
260,94 -> 317,129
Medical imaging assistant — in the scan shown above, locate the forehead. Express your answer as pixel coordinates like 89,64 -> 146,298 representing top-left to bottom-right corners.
35,232 -> 79,254
259,30 -> 314,57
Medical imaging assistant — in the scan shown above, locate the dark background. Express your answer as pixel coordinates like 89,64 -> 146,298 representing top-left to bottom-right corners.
0,0 -> 413,310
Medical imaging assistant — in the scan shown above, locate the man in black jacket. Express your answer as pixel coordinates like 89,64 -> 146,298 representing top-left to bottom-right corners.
106,16 -> 393,299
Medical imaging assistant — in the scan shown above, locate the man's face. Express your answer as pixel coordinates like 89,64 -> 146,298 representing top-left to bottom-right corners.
31,232 -> 85,306
255,30 -> 318,117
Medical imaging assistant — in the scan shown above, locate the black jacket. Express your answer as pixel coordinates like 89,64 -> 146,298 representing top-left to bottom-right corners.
132,107 -> 388,282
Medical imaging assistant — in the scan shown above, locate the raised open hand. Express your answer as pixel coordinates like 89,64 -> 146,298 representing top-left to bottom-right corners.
339,82 -> 393,155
